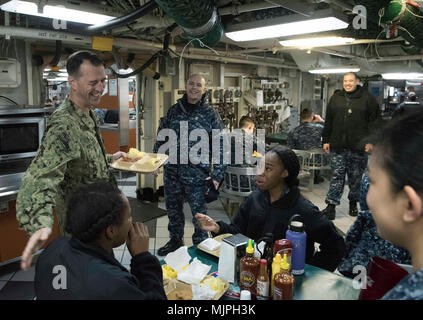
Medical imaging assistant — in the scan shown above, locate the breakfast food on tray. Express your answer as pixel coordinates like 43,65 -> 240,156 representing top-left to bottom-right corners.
124,148 -> 146,161
147,157 -> 160,165
201,276 -> 225,293
162,265 -> 178,279
167,287 -> 193,300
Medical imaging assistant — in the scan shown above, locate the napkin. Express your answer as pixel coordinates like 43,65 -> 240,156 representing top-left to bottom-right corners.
218,241 -> 236,283
164,246 -> 191,273
177,258 -> 211,285
192,283 -> 216,300
199,238 -> 221,251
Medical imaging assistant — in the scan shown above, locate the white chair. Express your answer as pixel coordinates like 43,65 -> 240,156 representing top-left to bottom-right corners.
292,150 -> 313,190
293,148 -> 330,191
219,166 -> 256,220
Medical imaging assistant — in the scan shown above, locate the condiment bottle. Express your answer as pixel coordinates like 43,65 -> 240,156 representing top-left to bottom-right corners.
239,239 -> 260,298
256,259 -> 270,300
257,233 -> 274,279
273,239 -> 293,272
273,254 -> 295,300
270,253 -> 282,297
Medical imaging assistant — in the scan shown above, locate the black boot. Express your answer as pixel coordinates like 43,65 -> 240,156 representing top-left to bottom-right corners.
323,204 -> 336,220
349,201 -> 358,217
157,238 -> 184,256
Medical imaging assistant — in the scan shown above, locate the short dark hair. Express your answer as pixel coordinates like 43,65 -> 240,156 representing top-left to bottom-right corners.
66,51 -> 104,78
369,110 -> 423,193
269,145 -> 300,188
239,115 -> 255,129
65,181 -> 125,243
300,108 -> 313,121
344,72 -> 358,80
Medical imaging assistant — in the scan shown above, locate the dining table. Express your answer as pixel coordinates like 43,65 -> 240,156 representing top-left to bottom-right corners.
160,245 -> 361,300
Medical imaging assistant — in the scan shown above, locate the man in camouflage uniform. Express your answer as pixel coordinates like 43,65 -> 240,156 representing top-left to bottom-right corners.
287,108 -> 325,184
16,51 -> 126,270
322,72 -> 379,220
153,74 -> 227,256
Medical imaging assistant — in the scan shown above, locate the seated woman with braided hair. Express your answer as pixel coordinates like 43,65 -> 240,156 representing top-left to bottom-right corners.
196,145 -> 346,272
34,181 -> 166,300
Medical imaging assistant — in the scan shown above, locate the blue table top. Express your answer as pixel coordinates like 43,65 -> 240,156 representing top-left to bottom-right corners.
160,246 -> 360,300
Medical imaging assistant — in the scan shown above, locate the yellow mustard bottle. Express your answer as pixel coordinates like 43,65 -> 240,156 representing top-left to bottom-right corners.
271,253 -> 282,297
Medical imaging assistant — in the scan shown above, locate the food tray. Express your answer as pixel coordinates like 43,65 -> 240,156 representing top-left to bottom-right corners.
197,233 -> 232,258
110,153 -> 168,173
164,275 -> 230,300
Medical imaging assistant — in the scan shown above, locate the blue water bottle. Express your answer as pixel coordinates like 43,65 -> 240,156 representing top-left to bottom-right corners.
285,214 -> 306,275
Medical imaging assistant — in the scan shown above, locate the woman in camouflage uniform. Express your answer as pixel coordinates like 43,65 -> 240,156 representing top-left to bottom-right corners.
367,110 -> 423,300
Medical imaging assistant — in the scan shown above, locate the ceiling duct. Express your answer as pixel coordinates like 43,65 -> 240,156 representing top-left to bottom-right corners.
354,0 -> 423,49
154,0 -> 224,47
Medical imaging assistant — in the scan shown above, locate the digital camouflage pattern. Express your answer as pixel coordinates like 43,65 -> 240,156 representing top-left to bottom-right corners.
153,95 -> 227,244
153,95 -> 227,183
382,268 -> 423,300
287,122 -> 324,150
338,174 -> 411,278
164,171 -> 208,244
16,97 -> 115,236
325,150 -> 367,205
338,210 -> 411,278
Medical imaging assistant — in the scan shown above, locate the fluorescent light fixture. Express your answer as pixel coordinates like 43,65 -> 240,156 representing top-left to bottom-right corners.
225,9 -> 349,42
45,68 -> 67,72
0,0 -> 115,24
382,73 -> 423,80
280,37 -> 355,48
47,77 -> 68,81
309,66 -> 360,74
118,68 -> 134,74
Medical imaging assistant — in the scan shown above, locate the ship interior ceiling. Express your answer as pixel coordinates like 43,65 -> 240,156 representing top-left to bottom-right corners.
1,0 -> 423,300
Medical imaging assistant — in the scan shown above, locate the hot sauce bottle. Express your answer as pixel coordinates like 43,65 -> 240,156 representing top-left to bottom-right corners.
256,259 -> 270,300
273,254 -> 295,300
239,239 -> 260,298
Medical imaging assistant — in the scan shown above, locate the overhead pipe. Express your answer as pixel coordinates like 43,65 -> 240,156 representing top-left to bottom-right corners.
86,0 -> 159,33
49,40 -> 62,67
181,52 -> 298,69
0,26 -> 296,68
111,23 -> 178,79
111,14 -> 174,34
218,1 -> 278,16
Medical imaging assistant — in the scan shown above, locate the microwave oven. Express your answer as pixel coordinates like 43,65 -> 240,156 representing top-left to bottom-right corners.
0,116 -> 46,161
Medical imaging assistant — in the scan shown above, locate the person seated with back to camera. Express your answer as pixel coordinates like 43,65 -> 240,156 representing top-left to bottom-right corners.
228,115 -> 259,192
34,181 -> 167,300
287,108 -> 325,184
337,172 -> 411,279
196,145 -> 346,272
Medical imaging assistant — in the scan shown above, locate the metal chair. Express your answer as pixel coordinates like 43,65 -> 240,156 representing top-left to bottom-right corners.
293,148 -> 330,191
292,150 -> 313,189
219,166 -> 256,220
